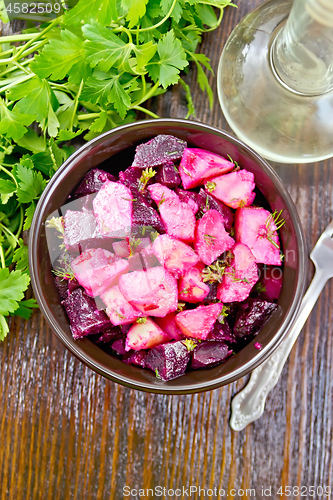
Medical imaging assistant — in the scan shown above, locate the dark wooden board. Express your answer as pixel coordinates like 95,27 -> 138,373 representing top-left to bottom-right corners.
1,1 -> 332,498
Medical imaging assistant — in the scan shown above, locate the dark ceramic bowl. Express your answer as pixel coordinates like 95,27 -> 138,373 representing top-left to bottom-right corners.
29,119 -> 307,394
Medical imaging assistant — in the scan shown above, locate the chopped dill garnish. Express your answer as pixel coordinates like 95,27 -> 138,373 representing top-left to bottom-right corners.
204,233 -> 216,247
128,236 -> 142,257
136,317 -> 147,324
138,167 -> 156,192
181,339 -> 197,352
181,166 -> 193,179
218,305 -> 230,324
265,210 -> 285,248
205,181 -> 216,193
255,281 -> 266,294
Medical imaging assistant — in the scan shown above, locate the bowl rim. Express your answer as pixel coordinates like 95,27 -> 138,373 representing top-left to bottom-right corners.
29,118 -> 307,394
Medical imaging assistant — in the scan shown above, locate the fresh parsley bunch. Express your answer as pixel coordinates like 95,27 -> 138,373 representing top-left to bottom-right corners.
0,0 -> 235,340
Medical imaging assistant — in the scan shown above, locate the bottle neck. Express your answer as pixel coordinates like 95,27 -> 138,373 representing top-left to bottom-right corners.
271,0 -> 333,95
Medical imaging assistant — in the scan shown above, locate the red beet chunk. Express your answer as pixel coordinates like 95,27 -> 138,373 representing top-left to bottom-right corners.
155,161 -> 181,188
197,189 -> 233,231
54,276 -> 68,300
145,341 -> 191,380
132,196 -> 165,233
132,135 -> 187,169
191,341 -> 230,369
111,338 -> 127,355
233,298 -> 278,338
73,168 -> 116,197
208,320 -> 236,343
96,327 -> 123,343
123,350 -> 148,368
62,288 -> 111,339
68,278 -> 80,294
64,209 -> 114,253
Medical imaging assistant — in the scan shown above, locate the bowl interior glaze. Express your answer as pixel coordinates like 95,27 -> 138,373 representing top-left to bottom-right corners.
29,119 -> 307,394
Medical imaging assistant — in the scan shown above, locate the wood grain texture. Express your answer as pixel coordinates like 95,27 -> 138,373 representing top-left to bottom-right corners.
1,1 -> 333,498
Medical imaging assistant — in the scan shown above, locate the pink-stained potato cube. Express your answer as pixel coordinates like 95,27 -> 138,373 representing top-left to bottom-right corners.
195,209 -> 235,265
179,148 -> 234,189
125,318 -> 170,351
205,169 -> 255,209
93,180 -> 132,236
175,303 -> 223,340
152,234 -> 199,277
217,243 -> 259,302
71,248 -> 129,297
235,207 -> 282,265
100,285 -> 143,325
119,267 -> 178,317
178,263 -> 210,303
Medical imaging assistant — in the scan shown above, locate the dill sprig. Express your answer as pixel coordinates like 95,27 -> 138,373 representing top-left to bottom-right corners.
265,210 -> 285,249
128,236 -> 142,257
158,193 -> 166,207
138,167 -> 156,192
52,267 -> 75,280
202,260 -> 226,283
218,305 -> 230,324
204,233 -> 216,247
182,339 -> 197,352
181,166 -> 193,179
255,281 -> 266,294
177,302 -> 186,312
205,181 -> 216,193
46,216 -> 65,250
136,317 -> 147,324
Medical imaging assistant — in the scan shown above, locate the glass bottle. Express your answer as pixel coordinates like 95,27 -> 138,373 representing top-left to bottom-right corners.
218,0 -> 333,163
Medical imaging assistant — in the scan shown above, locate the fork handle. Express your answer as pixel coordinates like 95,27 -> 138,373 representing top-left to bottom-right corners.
230,268 -> 327,431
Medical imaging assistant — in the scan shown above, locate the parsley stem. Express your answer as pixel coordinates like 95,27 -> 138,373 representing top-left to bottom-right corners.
117,0 -> 177,33
0,73 -> 35,93
132,80 -> 160,107
0,59 -> 31,78
12,17 -> 60,62
12,60 -> 32,75
16,206 -> 24,243
0,33 -> 37,43
0,245 -> 5,269
70,79 -> 84,132
0,223 -> 19,245
0,165 -> 18,187
132,106 -> 159,119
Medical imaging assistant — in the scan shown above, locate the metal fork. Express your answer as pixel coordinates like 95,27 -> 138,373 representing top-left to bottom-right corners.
230,220 -> 333,431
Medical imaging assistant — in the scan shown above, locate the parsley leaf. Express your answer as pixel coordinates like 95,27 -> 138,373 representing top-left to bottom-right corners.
12,238 -> 29,274
31,30 -> 84,81
63,0 -> 118,26
16,163 -> 47,204
148,30 -> 188,88
121,0 -> 148,28
0,268 -> 30,316
0,99 -> 35,142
